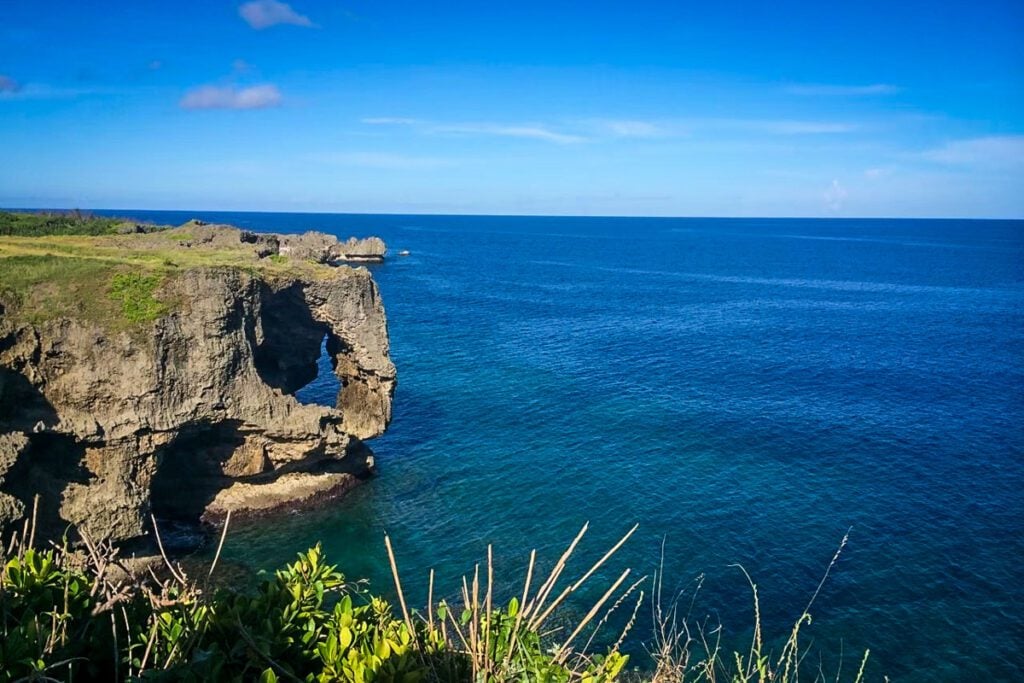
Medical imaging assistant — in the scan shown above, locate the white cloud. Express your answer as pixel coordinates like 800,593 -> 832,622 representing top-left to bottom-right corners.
361,117 -> 585,144
434,123 -> 585,144
310,152 -> 457,169
179,84 -> 282,110
0,75 -> 20,93
824,179 -> 848,211
786,83 -> 901,96
239,0 -> 315,29
921,136 -> 1024,168
864,167 -> 893,179
358,114 -> 856,146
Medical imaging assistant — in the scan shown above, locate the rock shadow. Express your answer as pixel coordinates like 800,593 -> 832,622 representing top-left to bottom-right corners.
149,419 -> 374,552
253,282 -> 333,396
0,368 -> 85,540
2,433 -> 90,542
0,367 -> 59,433
150,420 -> 249,528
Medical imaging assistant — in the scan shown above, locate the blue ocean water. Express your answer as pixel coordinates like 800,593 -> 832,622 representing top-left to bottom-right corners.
106,211 -> 1024,680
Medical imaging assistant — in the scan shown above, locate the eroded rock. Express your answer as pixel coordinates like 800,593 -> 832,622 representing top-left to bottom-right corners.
0,239 -> 396,546
279,233 -> 387,263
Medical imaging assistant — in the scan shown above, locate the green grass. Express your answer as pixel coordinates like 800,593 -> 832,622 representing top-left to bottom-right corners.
0,254 -> 173,331
0,210 -> 134,236
108,272 -> 167,323
0,224 -> 345,330
0,254 -> 126,326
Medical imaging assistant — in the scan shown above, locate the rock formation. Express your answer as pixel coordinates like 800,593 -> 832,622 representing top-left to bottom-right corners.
279,232 -> 387,263
0,224 -> 396,547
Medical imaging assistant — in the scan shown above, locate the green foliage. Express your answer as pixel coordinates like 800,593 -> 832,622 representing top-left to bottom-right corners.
0,256 -> 172,330
0,254 -> 112,310
108,271 -> 168,323
0,538 -> 624,682
0,213 -> 346,329
0,545 -> 119,681
0,210 -> 126,236
0,521 -> 869,682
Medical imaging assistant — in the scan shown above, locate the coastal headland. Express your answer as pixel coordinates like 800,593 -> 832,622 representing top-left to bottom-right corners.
0,213 -> 396,547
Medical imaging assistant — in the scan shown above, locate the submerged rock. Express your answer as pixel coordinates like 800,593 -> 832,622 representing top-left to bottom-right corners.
0,225 -> 396,547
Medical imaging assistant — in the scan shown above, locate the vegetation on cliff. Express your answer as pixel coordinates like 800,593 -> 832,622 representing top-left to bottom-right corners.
1,212 -> 396,544
0,210 -> 135,237
0,213 -> 337,331
0,510 -> 870,682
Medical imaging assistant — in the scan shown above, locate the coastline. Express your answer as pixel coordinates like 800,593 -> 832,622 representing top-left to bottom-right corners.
0,212 -> 396,550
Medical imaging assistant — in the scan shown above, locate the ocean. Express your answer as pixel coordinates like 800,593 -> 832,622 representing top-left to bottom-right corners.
100,211 -> 1024,680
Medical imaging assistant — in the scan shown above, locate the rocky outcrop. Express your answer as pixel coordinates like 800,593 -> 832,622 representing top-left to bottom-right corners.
339,236 -> 387,262
279,233 -> 387,263
0,229 -> 396,546
175,221 -> 283,258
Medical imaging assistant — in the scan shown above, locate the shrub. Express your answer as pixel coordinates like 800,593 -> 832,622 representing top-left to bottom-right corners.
108,272 -> 167,323
0,508 -> 871,682
0,210 -> 125,236
0,514 -> 635,682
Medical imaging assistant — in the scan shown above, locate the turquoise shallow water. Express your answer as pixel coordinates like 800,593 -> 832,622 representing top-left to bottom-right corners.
108,212 -> 1024,680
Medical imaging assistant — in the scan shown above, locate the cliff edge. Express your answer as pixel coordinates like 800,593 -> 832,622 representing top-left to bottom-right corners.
0,219 -> 396,546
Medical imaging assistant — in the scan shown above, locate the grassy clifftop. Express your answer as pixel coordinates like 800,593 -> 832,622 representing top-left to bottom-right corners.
0,210 -> 136,236
0,211 -> 338,331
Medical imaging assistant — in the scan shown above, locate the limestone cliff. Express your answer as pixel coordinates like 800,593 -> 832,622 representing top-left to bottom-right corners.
279,232 -> 387,263
0,223 -> 396,546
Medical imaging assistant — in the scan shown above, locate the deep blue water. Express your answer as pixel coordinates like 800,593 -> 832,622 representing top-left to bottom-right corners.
105,212 -> 1024,680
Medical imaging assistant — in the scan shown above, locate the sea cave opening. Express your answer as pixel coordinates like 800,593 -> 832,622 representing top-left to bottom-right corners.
294,334 -> 342,408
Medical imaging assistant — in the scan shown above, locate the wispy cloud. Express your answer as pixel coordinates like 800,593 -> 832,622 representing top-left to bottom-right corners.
179,84 -> 282,110
362,117 -> 586,144
361,117 -> 425,126
686,118 -> 857,135
786,83 -> 901,96
591,119 -> 665,138
239,0 -> 315,29
0,82 -> 120,100
310,152 -> 457,169
434,123 -> 585,144
358,115 -> 857,145
750,119 -> 858,134
920,136 -> 1024,168
0,75 -> 21,93
824,179 -> 848,211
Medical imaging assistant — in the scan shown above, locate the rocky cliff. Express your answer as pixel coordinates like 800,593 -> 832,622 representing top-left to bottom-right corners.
0,223 -> 396,546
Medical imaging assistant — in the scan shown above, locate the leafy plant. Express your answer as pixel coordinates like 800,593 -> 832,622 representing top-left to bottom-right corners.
0,503 -> 872,681
108,271 -> 167,323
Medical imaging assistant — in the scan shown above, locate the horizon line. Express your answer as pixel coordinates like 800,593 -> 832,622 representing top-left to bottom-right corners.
3,205 -> 1023,222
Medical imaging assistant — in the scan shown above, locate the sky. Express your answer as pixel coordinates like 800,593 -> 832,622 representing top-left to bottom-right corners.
1,0 -> 1022,217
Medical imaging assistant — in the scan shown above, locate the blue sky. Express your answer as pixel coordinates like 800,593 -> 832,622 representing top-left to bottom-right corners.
1,0 -> 1022,217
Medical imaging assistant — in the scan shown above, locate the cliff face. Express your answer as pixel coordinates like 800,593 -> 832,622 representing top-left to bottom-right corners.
0,227 -> 396,545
